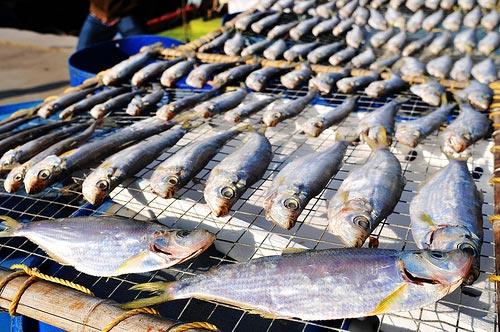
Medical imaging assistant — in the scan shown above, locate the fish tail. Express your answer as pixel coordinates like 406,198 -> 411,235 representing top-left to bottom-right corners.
361,126 -> 391,149
441,148 -> 471,161
0,216 -> 22,237
122,281 -> 176,309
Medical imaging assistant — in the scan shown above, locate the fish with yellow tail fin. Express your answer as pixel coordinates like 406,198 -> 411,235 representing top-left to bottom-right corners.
123,248 -> 471,320
0,215 -> 215,277
327,128 -> 406,247
357,98 -> 403,145
409,151 -> 483,285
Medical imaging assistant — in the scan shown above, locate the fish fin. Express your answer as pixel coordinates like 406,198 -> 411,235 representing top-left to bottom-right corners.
114,251 -> 164,275
420,212 -> 435,226
370,283 -> 407,316
123,281 -> 175,309
341,191 -> 349,202
440,147 -> 471,162
281,247 -> 307,255
0,216 -> 23,236
175,112 -> 199,123
335,128 -> 359,144
361,126 -> 389,149
59,149 -> 76,158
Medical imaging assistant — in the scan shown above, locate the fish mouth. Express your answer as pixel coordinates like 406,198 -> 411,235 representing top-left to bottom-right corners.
446,135 -> 467,153
24,178 -> 47,195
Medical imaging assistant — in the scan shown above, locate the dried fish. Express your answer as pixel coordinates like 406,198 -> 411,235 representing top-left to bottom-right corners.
353,6 -> 370,25
477,31 -> 500,56
456,80 -> 493,110
425,31 -> 452,55
410,80 -> 446,106
425,0 -> 441,9
370,27 -> 396,48
346,25 -> 365,49
406,0 -> 425,12
450,54 -> 474,82
102,48 -> 159,86
312,16 -> 340,37
194,87 -> 247,118
368,8 -> 387,30
37,86 -> 99,119
358,99 -> 402,143
481,9 -> 500,31
333,18 -> 355,36
337,72 -> 380,94
186,62 -> 236,89
399,56 -> 426,79
156,87 -> 220,121
90,89 -> 144,119
234,11 -> 270,31
471,57 -> 498,84
245,66 -> 291,91
240,39 -> 273,57
458,0 -> 476,11
351,48 -> 377,69
198,30 -> 233,53
390,0 -> 406,8
251,12 -> 282,34
308,69 -> 351,94
262,89 -> 318,127
329,47 -> 357,66
369,54 -> 401,71
384,30 -> 408,54
160,57 -> 196,88
224,32 -> 246,56
385,7 -> 406,29
280,63 -> 313,89
365,73 -> 408,98
224,95 -> 277,123
422,9 -> 444,31
125,86 -> 164,116
266,21 -> 299,40
131,57 -> 183,86
307,42 -> 343,64
453,28 -> 476,53
289,16 -> 321,41
284,42 -> 320,62
440,0 -> 456,9
293,0 -> 316,14
442,10 -> 463,31
463,6 -> 482,28
402,32 -> 434,56
271,0 -> 293,11
339,0 -> 359,19
406,10 -> 425,33
263,39 -> 288,60
426,55 -> 453,79
315,1 -> 337,18
478,0 -> 496,8
213,63 -> 261,87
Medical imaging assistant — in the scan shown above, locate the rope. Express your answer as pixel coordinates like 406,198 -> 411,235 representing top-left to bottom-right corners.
10,264 -> 93,296
489,178 -> 500,184
489,275 -> 500,282
490,146 -> 500,152
168,321 -> 220,332
102,307 -> 160,332
9,275 -> 37,316
488,215 -> 500,223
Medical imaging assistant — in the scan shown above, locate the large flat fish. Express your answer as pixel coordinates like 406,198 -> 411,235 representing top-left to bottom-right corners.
125,248 -> 471,321
0,215 -> 215,277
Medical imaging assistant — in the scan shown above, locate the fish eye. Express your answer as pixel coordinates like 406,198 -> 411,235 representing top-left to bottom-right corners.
14,174 -> 23,182
220,186 -> 235,199
96,179 -> 109,191
458,243 -> 477,257
165,176 -> 179,185
283,198 -> 300,211
176,230 -> 191,238
429,251 -> 446,260
353,216 -> 370,230
314,121 -> 323,129
38,169 -> 51,180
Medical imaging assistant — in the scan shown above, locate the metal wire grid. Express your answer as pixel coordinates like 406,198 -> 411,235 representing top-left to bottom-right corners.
0,77 -> 495,331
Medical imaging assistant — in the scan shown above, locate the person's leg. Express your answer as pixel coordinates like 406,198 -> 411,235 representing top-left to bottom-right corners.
117,15 -> 147,37
77,14 -> 118,50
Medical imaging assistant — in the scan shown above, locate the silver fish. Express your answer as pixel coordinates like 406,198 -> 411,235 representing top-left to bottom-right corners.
213,63 -> 261,87
478,0 -> 496,8
82,126 -> 188,206
346,25 -> 365,49
0,215 -> 215,277
312,16 -> 340,37
390,0 -> 406,8
308,69 -> 351,94
302,95 -> 358,137
402,32 -> 434,56
289,16 -> 321,41
240,39 -> 273,57
463,6 -> 482,28
456,80 -> 493,111
266,21 -> 299,40
251,12 -> 282,34
315,1 -> 337,18
263,39 -> 288,60
59,87 -> 129,120
186,62 -> 236,89
271,0 -> 293,11
4,120 -> 99,193
293,0 -> 317,14
37,86 -> 98,119
90,89 -> 144,119
101,48 -> 159,86
339,0 -> 359,19
224,32 -> 246,56
422,9 -> 444,31
478,31 -> 500,56
332,18 -> 355,36
365,73 -> 408,98
385,7 -> 406,29
441,103 -> 490,154
357,99 -> 402,143
130,57 -> 183,86
283,42 -> 320,62
471,57 -> 498,84
353,6 -> 370,25
125,248 -> 471,320
481,9 -> 500,31
442,10 -> 463,31
425,0 -> 440,9
337,73 -> 380,94
157,87 -> 219,120
450,54 -> 474,82
440,0 -> 456,8
368,8 -> 388,30
458,0 -> 476,11
371,0 -> 389,8
399,56 -> 426,79
329,47 -> 357,66
425,31 -> 452,55
255,0 -> 277,11
125,86 -> 164,116
198,30 -> 233,53
204,131 -> 272,217
384,30 -> 408,54
263,140 -> 348,230
245,66 -> 291,91
280,63 -> 313,89
262,89 -> 318,127
370,27 -> 396,48
395,103 -> 454,147
160,57 -> 196,88
453,28 -> 476,54
224,95 -> 277,123
307,42 -> 343,64
328,133 -> 405,247
149,128 -> 242,199
409,154 -> 483,284
351,47 -> 377,69
24,117 -> 175,194
406,0 -> 425,11
409,80 -> 446,106
369,54 -> 401,71
426,55 -> 453,79
194,87 -> 247,118
406,10 -> 425,33
234,11 -> 270,31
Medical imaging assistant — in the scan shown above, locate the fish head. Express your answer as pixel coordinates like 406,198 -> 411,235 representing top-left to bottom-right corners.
302,118 -> 324,137
427,226 -> 481,285
150,229 -> 216,265
82,167 -> 117,206
395,125 -> 420,148
262,110 -> 281,127
0,150 -> 18,174
149,167 -> 182,199
327,198 -> 373,247
400,249 -> 472,287
204,175 -> 241,217
23,155 -> 63,194
264,191 -> 303,230
3,164 -> 28,193
443,131 -> 469,153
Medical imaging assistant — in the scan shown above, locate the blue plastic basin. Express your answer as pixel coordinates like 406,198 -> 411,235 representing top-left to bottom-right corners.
67,35 -> 184,86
